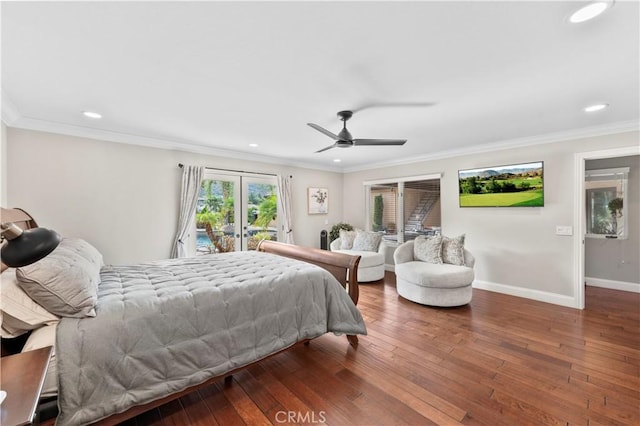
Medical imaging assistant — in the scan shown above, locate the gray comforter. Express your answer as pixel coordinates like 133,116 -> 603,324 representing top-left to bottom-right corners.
55,251 -> 366,425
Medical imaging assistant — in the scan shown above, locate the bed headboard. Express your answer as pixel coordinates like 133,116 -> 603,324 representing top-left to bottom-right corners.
1,207 -> 39,272
1,207 -> 38,230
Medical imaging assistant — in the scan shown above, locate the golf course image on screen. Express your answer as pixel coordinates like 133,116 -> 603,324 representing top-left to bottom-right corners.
458,162 -> 544,207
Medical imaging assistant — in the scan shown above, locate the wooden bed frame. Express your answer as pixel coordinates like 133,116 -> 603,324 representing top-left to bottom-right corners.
1,208 -> 363,425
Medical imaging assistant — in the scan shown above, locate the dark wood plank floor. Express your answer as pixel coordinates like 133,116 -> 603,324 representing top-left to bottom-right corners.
43,273 -> 640,425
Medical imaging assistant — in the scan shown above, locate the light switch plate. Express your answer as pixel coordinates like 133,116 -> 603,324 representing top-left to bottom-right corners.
556,225 -> 573,236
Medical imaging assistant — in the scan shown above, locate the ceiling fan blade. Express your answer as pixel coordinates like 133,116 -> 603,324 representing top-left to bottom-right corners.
307,123 -> 340,140
351,102 -> 435,113
315,143 -> 337,153
353,139 -> 407,146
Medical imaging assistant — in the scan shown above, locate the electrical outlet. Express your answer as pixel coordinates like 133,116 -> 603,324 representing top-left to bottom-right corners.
556,226 -> 573,236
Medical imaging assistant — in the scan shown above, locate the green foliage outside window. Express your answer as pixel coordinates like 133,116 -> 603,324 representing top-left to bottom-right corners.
329,223 -> 353,243
373,195 -> 384,232
254,195 -> 277,229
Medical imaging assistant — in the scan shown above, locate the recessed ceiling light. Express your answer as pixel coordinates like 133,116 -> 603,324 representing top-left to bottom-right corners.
569,1 -> 612,23
584,103 -> 609,112
248,143 -> 259,147
82,111 -> 102,119
333,159 -> 341,163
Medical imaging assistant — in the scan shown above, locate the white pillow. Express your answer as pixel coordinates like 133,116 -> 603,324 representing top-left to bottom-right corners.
413,235 -> 443,264
352,230 -> 382,252
22,325 -> 58,397
0,268 -> 59,338
339,229 -> 356,250
16,238 -> 103,318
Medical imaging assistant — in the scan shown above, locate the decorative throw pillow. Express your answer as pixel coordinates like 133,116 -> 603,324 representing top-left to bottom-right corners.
352,229 -> 382,252
16,238 -> 103,318
413,235 -> 443,264
339,229 -> 356,249
442,234 -> 466,266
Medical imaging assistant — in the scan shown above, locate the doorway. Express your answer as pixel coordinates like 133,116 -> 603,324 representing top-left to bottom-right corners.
194,171 -> 279,254
574,146 -> 640,309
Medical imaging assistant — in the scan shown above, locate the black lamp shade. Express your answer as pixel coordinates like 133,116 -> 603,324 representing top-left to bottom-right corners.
1,227 -> 61,267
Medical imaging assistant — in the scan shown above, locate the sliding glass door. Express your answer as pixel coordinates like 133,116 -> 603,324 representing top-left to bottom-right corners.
195,172 -> 279,254
365,174 -> 441,245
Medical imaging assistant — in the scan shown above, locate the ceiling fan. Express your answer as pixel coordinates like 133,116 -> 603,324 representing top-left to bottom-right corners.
307,110 -> 407,153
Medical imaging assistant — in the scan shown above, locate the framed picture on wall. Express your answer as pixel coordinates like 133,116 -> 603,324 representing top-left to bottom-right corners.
308,187 -> 328,214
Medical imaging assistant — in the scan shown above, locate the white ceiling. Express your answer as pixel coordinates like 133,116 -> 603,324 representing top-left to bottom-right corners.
2,1 -> 639,172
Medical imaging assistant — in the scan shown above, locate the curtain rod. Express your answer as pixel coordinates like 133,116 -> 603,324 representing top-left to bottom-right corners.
178,163 -> 291,178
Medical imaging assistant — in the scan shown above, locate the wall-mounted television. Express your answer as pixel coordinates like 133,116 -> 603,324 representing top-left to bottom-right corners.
458,161 -> 544,207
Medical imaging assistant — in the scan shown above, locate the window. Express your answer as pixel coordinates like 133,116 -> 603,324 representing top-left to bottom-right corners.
364,174 -> 441,245
585,167 -> 629,239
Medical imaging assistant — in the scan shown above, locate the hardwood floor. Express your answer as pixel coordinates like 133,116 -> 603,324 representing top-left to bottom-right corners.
43,273 -> 639,425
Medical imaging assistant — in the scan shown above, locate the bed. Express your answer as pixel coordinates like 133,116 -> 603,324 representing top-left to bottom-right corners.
0,208 -> 367,425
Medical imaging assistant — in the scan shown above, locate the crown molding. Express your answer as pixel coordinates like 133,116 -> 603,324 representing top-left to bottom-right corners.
342,120 -> 640,173
7,115 -> 343,173
4,94 -> 638,175
1,90 -> 22,126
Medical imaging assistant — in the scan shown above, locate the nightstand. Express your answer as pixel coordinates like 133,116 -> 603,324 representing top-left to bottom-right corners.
0,346 -> 52,426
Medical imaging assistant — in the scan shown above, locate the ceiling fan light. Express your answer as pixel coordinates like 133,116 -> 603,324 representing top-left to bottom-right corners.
584,103 -> 609,112
569,2 -> 611,23
82,111 -> 102,119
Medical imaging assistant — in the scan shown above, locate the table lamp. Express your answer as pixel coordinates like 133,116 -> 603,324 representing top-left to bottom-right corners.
0,222 -> 61,267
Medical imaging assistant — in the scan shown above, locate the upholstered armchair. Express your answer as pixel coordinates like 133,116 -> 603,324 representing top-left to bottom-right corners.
393,238 -> 475,306
330,231 -> 387,282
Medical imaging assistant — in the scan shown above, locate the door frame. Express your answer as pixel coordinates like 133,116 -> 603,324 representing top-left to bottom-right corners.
574,145 -> 639,309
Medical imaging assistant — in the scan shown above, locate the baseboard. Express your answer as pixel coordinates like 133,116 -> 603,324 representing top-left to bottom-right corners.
585,277 -> 640,293
385,264 -> 395,272
473,280 -> 578,308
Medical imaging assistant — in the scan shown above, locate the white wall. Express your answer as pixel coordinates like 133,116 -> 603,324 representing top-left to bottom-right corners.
342,131 -> 639,306
1,122 -> 7,206
6,128 -> 343,264
585,155 -> 639,289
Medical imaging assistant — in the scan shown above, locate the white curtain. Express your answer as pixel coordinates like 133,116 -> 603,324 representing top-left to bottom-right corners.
171,165 -> 204,258
277,175 -> 294,244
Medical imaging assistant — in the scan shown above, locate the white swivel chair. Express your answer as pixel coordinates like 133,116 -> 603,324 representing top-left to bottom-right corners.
330,237 -> 386,282
393,240 -> 475,306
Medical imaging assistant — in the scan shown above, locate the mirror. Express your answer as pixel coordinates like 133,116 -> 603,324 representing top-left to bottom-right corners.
585,167 -> 629,239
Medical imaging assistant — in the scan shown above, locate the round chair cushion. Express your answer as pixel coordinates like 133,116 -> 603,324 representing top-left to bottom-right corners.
394,261 -> 474,289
